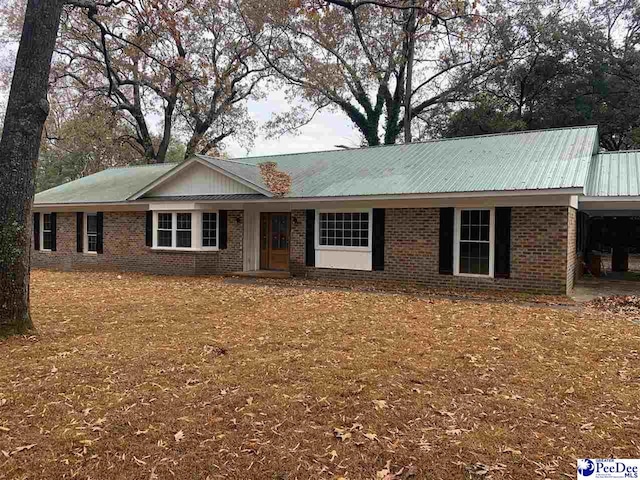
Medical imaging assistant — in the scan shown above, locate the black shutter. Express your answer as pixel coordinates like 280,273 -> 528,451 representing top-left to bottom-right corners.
145,211 -> 153,247
33,212 -> 40,251
96,212 -> 104,254
372,208 -> 385,271
439,207 -> 454,275
219,210 -> 228,249
50,213 -> 57,252
494,207 -> 511,279
76,212 -> 84,253
305,209 -> 315,267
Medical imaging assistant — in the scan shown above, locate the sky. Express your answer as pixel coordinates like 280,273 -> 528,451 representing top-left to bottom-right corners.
224,90 -> 361,159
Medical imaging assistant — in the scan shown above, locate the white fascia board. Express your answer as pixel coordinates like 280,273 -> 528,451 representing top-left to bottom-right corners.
34,188 -> 583,211
127,156 -> 273,201
149,202 -> 198,211
32,202 -> 147,212
580,196 -> 640,202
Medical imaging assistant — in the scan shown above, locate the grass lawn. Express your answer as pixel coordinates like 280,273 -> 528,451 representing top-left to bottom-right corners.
1,271 -> 639,480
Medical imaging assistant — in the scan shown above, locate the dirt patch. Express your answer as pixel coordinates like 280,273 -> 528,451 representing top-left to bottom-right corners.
0,270 -> 639,479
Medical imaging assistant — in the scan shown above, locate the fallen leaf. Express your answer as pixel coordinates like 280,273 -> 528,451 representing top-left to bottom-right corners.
174,430 -> 185,442
373,399 -> 388,410
502,447 -> 522,455
12,444 -> 36,455
580,423 -> 595,432
565,386 -> 575,394
333,427 -> 352,441
376,460 -> 393,480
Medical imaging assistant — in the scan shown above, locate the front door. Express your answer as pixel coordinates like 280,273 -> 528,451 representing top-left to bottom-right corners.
260,213 -> 290,271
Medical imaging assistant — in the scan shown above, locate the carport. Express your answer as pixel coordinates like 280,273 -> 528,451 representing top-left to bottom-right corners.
577,151 -> 640,280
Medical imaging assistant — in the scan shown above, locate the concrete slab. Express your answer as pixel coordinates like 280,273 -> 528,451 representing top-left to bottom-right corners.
572,278 -> 640,302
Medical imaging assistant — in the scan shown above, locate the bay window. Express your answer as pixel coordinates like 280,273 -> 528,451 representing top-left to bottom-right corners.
153,211 -> 218,250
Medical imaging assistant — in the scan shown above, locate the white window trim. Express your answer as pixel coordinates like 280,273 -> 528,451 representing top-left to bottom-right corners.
315,208 -> 373,252
152,210 -> 219,252
453,207 -> 495,278
84,212 -> 98,255
40,212 -> 53,253
200,212 -> 219,251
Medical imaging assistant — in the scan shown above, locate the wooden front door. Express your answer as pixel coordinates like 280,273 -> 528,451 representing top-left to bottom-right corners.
260,213 -> 290,271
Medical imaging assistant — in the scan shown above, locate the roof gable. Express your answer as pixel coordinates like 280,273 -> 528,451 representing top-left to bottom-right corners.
143,161 -> 260,198
128,157 -> 272,200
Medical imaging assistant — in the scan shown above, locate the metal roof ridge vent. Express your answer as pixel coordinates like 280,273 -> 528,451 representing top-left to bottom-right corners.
214,126 -> 600,163
105,162 -> 179,170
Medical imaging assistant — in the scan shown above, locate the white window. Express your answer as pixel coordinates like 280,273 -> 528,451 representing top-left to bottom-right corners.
454,208 -> 495,277
157,213 -> 173,247
86,213 -> 98,253
314,209 -> 372,271
152,211 -> 218,251
318,211 -> 370,248
42,213 -> 53,251
176,213 -> 192,248
202,212 -> 217,248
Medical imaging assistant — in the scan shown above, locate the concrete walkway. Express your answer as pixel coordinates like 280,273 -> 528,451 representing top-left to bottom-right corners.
572,278 -> 640,302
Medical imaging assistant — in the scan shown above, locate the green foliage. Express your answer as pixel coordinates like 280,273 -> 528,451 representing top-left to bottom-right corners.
439,96 -> 527,138
433,1 -> 640,151
36,150 -> 87,192
164,141 -> 188,163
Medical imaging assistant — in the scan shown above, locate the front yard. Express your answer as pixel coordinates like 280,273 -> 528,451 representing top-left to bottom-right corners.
1,271 -> 639,479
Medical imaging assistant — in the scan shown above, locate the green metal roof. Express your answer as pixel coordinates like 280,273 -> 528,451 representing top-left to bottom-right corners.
586,151 -> 640,197
200,126 -> 598,198
35,163 -> 175,204
35,126 -> 601,205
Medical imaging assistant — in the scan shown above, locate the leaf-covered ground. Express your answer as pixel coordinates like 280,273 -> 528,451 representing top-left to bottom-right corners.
1,270 -> 639,480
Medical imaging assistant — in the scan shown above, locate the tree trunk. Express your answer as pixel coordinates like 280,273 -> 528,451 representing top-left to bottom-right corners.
0,0 -> 65,336
403,0 -> 416,144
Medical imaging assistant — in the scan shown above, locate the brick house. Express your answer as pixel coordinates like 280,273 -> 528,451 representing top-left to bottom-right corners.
32,126 -> 640,294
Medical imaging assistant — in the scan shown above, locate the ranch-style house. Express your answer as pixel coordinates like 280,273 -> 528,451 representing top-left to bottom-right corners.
31,126 -> 640,294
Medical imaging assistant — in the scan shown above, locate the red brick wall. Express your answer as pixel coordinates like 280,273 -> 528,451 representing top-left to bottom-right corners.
33,206 -> 575,294
31,211 -> 243,275
290,206 -> 574,294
